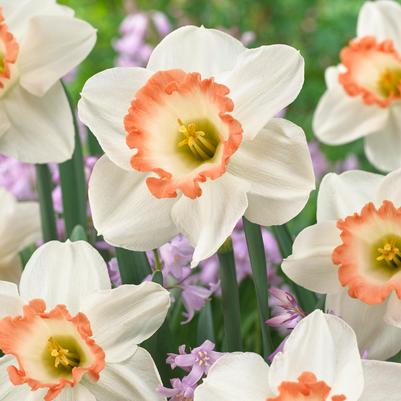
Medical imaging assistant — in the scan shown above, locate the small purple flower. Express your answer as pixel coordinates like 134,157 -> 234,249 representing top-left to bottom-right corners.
159,235 -> 194,279
0,155 -> 36,200
167,341 -> 223,383
158,378 -> 196,401
266,288 -> 305,330
181,284 -> 215,324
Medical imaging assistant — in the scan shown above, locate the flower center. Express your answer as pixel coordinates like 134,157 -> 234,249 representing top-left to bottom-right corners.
195,350 -> 211,367
177,119 -> 219,162
47,336 -> 81,370
375,237 -> 401,268
377,68 -> 401,98
339,36 -> 401,107
0,300 -> 105,401
333,201 -> 401,304
124,69 -> 242,199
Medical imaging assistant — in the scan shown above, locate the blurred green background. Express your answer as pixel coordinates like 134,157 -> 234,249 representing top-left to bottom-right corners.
59,0 -> 387,233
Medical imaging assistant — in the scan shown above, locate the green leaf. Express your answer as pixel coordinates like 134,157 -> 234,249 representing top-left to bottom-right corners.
218,238 -> 242,351
35,164 -> 58,242
243,218 -> 273,358
70,225 -> 88,242
116,248 -> 152,285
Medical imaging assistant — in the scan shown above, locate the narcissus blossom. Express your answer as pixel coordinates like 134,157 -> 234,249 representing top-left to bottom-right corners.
0,0 -> 96,163
79,25 -> 315,267
0,240 -> 170,401
0,187 -> 40,282
194,310 -> 401,401
282,168 -> 401,359
314,0 -> 401,172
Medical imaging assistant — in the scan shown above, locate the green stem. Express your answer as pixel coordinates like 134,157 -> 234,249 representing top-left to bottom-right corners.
35,164 -> 58,242
272,224 -> 317,313
218,238 -> 242,351
197,302 -> 215,343
153,249 -> 162,271
116,248 -> 152,284
141,270 -> 173,386
243,218 -> 273,359
58,82 -> 87,238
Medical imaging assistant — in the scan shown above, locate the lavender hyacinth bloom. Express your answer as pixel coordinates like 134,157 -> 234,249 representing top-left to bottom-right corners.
167,341 -> 224,383
266,288 -> 305,330
114,9 -> 171,67
0,156 -> 36,200
158,378 -> 196,401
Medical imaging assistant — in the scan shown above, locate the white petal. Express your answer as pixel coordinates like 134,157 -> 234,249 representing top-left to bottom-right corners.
0,355 -> 30,400
384,292 -> 401,328
222,46 -> 304,140
228,118 -> 315,226
0,82 -> 74,163
81,282 -> 170,363
325,65 -> 340,89
88,155 -> 177,250
364,106 -> 401,172
359,360 -> 401,401
18,15 -> 96,97
376,168 -> 401,205
0,105 -> 10,138
0,281 -> 23,318
317,170 -> 383,222
147,26 -> 245,77
53,385 -> 96,401
171,173 -> 248,267
78,67 -> 152,171
0,256 -> 22,284
3,0 -> 73,41
19,240 -> 111,314
326,290 -> 401,360
281,221 -> 343,294
83,347 -> 165,401
195,353 -> 272,401
0,201 -> 40,260
269,310 -> 363,401
313,87 -> 388,145
357,0 -> 401,51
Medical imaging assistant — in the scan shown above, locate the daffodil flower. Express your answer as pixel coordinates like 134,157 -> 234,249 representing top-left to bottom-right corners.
0,186 -> 39,282
282,168 -> 401,360
0,0 -> 96,163
314,0 -> 401,172
0,240 -> 170,401
79,26 -> 315,267
194,311 -> 401,401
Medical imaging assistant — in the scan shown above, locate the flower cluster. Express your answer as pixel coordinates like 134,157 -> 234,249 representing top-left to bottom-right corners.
3,1 -> 401,401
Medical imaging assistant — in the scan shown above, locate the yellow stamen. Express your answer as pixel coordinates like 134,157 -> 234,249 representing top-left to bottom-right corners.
177,119 -> 216,161
48,337 -> 79,369
376,239 -> 401,268
378,68 -> 401,98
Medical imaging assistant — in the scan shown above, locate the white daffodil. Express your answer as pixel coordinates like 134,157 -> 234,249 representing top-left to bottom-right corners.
79,25 -> 315,267
0,0 -> 96,163
314,0 -> 401,172
0,186 -> 40,282
194,310 -> 401,401
282,168 -> 401,360
0,240 -> 170,401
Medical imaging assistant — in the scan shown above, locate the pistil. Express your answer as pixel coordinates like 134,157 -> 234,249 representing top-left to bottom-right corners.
177,119 -> 216,161
376,239 -> 401,268
377,68 -> 401,98
48,337 -> 80,369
